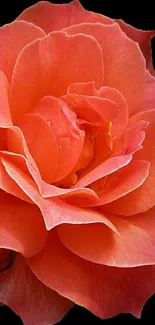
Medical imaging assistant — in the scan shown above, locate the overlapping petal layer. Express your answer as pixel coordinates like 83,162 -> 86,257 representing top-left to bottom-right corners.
27,230 -> 155,319
0,254 -> 73,325
9,31 -> 104,123
0,1 -> 154,324
17,0 -> 114,34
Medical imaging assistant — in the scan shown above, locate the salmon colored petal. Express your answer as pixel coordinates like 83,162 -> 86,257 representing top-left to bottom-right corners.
6,125 -> 40,172
41,200 -> 119,235
58,207 -> 155,267
18,113 -> 58,183
23,160 -> 99,207
62,93 -> 118,123
0,70 -> 12,126
16,0 -> 114,34
0,190 -> 47,257
67,81 -> 97,96
98,87 -> 128,135
67,82 -> 128,135
64,23 -> 146,116
107,109 -> 155,215
116,19 -> 155,76
0,21 -> 45,82
113,120 -> 149,156
0,254 -> 73,325
141,71 -> 155,111
31,96 -> 85,182
9,31 -> 104,123
0,153 -> 50,214
0,159 -> 31,203
96,160 -> 150,207
27,230 -> 155,319
21,157 -> 99,204
73,121 -> 114,182
0,153 -> 116,232
74,155 -> 132,188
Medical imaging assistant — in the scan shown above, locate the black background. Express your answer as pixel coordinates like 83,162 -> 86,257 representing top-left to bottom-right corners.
0,0 -> 155,324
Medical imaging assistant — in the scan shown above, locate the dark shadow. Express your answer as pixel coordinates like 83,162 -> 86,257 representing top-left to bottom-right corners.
1,294 -> 155,324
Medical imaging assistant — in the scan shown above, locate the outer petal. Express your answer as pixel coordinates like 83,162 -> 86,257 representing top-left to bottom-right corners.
57,207 -> 155,267
0,71 -> 12,126
0,254 -> 73,325
0,21 -> 45,82
27,230 -> 155,319
0,190 -> 47,257
105,109 -> 155,215
5,125 -> 42,175
141,71 -> 155,111
9,31 -> 104,123
0,159 -> 31,203
64,23 -> 146,116
0,153 -> 117,233
17,0 -> 114,34
116,19 -> 155,76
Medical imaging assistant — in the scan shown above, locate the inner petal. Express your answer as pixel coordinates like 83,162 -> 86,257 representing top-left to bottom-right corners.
18,113 -> 58,183
31,96 -> 85,183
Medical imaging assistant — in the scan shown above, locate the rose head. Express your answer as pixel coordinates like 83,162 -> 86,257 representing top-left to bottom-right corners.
0,1 -> 155,324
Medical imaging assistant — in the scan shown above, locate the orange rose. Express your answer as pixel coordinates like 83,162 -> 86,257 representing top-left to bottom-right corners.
0,1 -> 155,324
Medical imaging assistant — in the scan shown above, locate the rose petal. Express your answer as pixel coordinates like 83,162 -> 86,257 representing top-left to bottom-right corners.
0,70 -> 12,126
113,120 -> 149,156
18,113 -> 58,183
62,93 -> 118,123
0,153 -> 116,232
20,157 -> 99,204
0,159 -> 31,203
67,82 -> 128,135
98,86 -> 128,135
67,81 -> 97,96
9,31 -> 104,123
6,125 -> 40,172
106,109 -> 155,215
31,96 -> 85,182
73,155 -> 132,188
116,19 -> 155,76
141,71 -> 155,111
27,230 -> 155,319
58,207 -> 155,267
0,190 -> 47,257
96,160 -> 150,206
0,254 -> 73,325
64,22 -> 146,116
0,21 -> 45,82
17,0 -> 114,34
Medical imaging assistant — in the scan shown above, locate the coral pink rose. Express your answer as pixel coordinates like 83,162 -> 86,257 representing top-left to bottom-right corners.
0,1 -> 155,324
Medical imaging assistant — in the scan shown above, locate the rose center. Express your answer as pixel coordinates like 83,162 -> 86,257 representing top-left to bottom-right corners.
55,121 -> 113,188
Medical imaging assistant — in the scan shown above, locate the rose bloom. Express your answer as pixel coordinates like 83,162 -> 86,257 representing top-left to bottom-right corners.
0,0 -> 155,324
